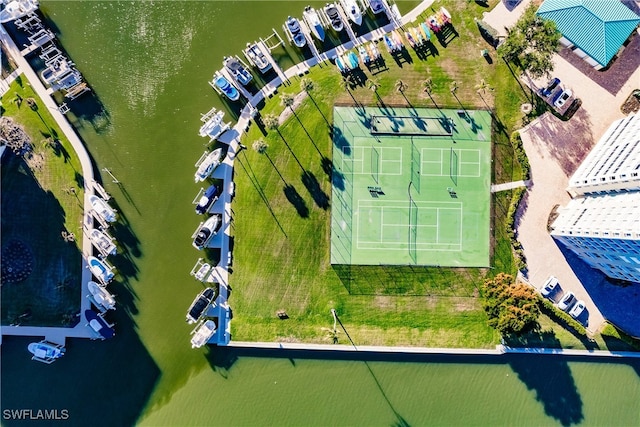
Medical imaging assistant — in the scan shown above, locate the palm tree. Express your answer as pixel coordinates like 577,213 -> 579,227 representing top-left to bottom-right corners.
421,78 -> 433,96
300,77 -> 329,126
449,80 -> 458,95
262,113 -> 279,132
340,75 -> 359,105
395,79 -> 410,105
280,92 -> 295,112
369,78 -> 381,103
252,138 -> 269,154
474,79 -> 494,109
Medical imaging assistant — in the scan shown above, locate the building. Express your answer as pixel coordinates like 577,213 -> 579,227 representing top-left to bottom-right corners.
551,113 -> 640,283
537,0 -> 640,70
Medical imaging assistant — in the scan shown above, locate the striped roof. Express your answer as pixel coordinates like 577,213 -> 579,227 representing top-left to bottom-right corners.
537,0 -> 640,67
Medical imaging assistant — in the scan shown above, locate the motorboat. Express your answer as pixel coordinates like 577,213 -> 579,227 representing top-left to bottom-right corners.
85,309 -> 115,339
340,0 -> 362,26
368,0 -> 385,15
191,319 -> 217,348
195,183 -> 221,215
192,214 -> 222,250
194,262 -> 212,282
392,30 -> 404,49
303,6 -> 325,42
223,56 -> 253,86
335,55 -> 346,73
194,148 -> 223,183
28,341 -> 65,364
89,195 -> 116,223
347,51 -> 359,69
405,30 -> 416,48
411,27 -> 424,45
198,108 -> 229,140
88,256 -> 115,284
0,0 -> 38,23
40,57 -> 76,86
420,22 -> 431,41
383,33 -> 398,53
186,287 -> 216,324
88,280 -> 116,311
89,228 -> 117,256
367,42 -> 380,60
358,45 -> 370,64
324,3 -> 344,32
285,16 -> 306,48
440,6 -> 451,22
212,73 -> 240,101
244,43 -> 271,73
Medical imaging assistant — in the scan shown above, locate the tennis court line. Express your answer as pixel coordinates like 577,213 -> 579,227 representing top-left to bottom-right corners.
420,148 -> 481,177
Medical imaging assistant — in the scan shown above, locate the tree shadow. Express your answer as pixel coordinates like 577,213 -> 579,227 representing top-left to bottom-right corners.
301,170 -> 330,210
283,184 -> 309,218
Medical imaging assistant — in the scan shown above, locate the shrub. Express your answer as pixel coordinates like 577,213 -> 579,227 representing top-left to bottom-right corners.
510,131 -> 530,180
475,19 -> 499,48
539,298 -> 587,336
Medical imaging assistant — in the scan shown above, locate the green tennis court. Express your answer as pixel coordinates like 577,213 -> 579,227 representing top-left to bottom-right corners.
331,106 -> 491,267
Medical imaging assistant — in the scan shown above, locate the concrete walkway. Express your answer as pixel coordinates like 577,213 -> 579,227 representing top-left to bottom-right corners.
490,179 -> 530,193
482,0 -> 533,37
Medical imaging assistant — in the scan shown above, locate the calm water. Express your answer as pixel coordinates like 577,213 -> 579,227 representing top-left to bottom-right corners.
2,2 -> 640,426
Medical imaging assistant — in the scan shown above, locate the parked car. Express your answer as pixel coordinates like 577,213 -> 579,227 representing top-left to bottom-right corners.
553,89 -> 572,109
540,276 -> 559,297
557,291 -> 576,311
540,77 -> 560,97
569,300 -> 586,318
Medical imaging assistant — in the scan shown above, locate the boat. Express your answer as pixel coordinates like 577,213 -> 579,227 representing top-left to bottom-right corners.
89,228 -> 117,256
404,30 -> 416,48
223,56 -> 253,86
411,27 -> 424,45
420,22 -> 431,41
285,16 -> 306,48
383,34 -> 397,53
40,57 -> 79,87
88,256 -> 115,284
440,6 -> 451,22
88,280 -> 116,311
358,45 -> 370,64
244,43 -> 271,73
324,3 -> 344,32
89,195 -> 116,223
303,6 -> 325,41
85,309 -> 115,339
347,51 -> 359,69
186,287 -> 216,324
212,73 -> 240,101
341,0 -> 362,26
28,341 -> 65,364
368,0 -> 385,15
367,42 -> 380,60
192,214 -> 222,250
335,55 -> 346,72
0,0 -> 38,23
191,319 -> 217,348
195,183 -> 221,214
198,108 -> 229,140
194,262 -> 212,282
194,148 -> 223,183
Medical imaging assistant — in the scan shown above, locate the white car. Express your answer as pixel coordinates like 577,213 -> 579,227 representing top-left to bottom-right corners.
569,300 -> 586,318
540,276 -> 559,297
557,291 -> 576,311
553,89 -> 572,109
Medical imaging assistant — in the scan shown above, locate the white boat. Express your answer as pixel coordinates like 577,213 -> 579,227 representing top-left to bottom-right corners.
89,195 -> 116,223
303,6 -> 325,41
285,16 -> 307,48
88,256 -> 115,284
186,287 -> 216,324
324,3 -> 344,32
194,262 -> 212,281
244,43 -> 271,73
192,214 -> 222,250
88,280 -> 116,311
28,341 -> 65,364
340,0 -> 362,26
368,0 -> 385,15
89,228 -> 117,256
358,45 -> 370,64
191,319 -> 217,348
198,108 -> 229,140
0,0 -> 38,23
194,148 -> 223,183
223,56 -> 253,86
85,309 -> 115,339
40,57 -> 78,87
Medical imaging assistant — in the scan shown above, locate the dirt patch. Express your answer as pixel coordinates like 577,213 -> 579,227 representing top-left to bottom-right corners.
621,89 -> 640,114
278,91 -> 308,126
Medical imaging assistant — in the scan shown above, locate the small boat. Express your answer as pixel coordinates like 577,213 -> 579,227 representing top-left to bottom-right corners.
367,42 -> 380,60
335,55 -> 346,72
194,148 -> 223,183
89,195 -> 116,223
88,256 -> 115,284
369,0 -> 385,15
212,74 -> 240,101
440,6 -> 451,22
285,16 -> 307,48
244,43 -> 271,73
194,262 -> 212,281
28,341 -> 65,364
198,108 -> 229,140
88,280 -> 116,311
358,45 -> 370,64
411,27 -> 424,46
85,309 -> 115,339
192,214 -> 222,250
383,34 -> 397,53
89,228 -> 117,256
0,0 -> 38,23
303,6 -> 325,41
392,30 -> 404,48
186,287 -> 216,324
40,57 -> 77,86
341,0 -> 362,26
347,51 -> 359,69
223,56 -> 253,86
405,30 -> 416,48
195,183 -> 221,215
324,3 -> 344,32
420,22 -> 431,41
191,319 -> 217,348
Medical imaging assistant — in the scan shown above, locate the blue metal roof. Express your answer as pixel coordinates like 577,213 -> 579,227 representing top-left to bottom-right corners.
537,0 -> 640,67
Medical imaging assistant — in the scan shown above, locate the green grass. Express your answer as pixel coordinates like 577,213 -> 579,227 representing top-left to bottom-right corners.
228,0 -> 538,347
1,77 -> 84,326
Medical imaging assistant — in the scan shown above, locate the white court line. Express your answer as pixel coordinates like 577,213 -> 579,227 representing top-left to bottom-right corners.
379,147 -> 403,175
420,148 -> 444,176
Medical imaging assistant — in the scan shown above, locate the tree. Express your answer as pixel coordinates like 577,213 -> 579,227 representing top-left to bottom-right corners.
262,113 -> 279,132
280,92 -> 295,111
449,80 -> 458,94
340,75 -> 358,105
368,78 -> 380,93
394,79 -> 408,94
481,273 -> 541,335
252,138 -> 268,154
497,3 -> 560,79
421,78 -> 433,96
474,79 -> 492,95
300,77 -> 314,94
0,117 -> 32,155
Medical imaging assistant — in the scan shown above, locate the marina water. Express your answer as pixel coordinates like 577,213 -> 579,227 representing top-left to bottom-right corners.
1,2 -> 639,425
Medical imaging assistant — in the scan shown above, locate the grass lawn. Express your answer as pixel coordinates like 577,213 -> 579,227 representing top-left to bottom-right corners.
1,77 -> 84,326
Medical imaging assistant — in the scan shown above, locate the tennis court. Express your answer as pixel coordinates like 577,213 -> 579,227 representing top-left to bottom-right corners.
331,106 -> 491,267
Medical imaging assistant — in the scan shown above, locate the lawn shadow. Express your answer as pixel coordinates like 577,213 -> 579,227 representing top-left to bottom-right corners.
283,184 -> 309,218
301,170 -> 330,210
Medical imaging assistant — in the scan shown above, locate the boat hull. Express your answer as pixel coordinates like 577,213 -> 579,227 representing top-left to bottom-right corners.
85,310 -> 115,339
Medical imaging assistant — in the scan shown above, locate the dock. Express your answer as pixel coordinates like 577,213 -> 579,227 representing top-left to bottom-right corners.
337,0 -> 359,44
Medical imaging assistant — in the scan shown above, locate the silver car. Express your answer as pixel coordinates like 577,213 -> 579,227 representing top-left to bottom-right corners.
540,276 -> 559,297
557,291 -> 576,311
569,300 -> 586,318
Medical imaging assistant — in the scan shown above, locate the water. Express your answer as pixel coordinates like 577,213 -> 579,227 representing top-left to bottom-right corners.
1,2 -> 640,426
